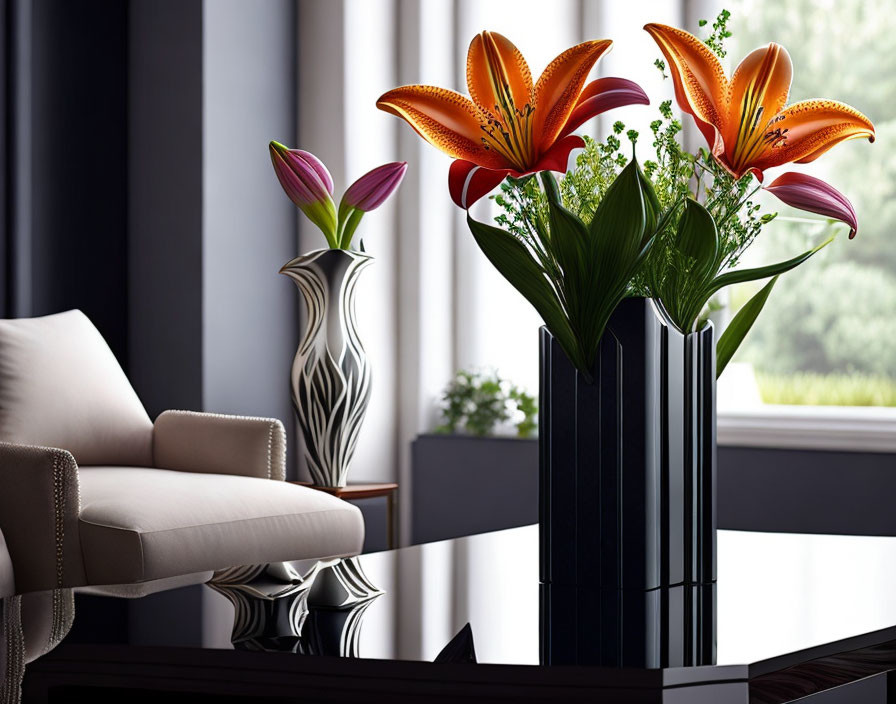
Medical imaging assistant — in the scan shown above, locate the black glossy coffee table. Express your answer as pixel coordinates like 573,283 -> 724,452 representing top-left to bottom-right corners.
13,525 -> 896,702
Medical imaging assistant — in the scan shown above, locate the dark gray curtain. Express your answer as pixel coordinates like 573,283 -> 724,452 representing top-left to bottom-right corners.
1,0 -> 128,364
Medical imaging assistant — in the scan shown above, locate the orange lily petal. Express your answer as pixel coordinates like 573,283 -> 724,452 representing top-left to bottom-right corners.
466,31 -> 533,118
644,23 -> 727,154
377,86 -> 508,169
749,99 -> 876,172
532,39 -> 612,154
724,44 -> 792,175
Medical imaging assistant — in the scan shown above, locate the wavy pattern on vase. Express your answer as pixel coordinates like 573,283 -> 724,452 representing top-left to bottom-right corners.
282,249 -> 373,488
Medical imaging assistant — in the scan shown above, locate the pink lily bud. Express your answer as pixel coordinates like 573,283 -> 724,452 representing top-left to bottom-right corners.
765,172 -> 859,239
269,141 -> 338,246
342,162 -> 407,212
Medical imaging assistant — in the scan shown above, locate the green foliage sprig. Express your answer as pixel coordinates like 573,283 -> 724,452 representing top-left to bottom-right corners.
700,8 -> 733,57
435,370 -> 536,438
634,100 -> 786,334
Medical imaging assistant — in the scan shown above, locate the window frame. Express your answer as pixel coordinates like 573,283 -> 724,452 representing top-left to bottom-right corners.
718,406 -> 896,453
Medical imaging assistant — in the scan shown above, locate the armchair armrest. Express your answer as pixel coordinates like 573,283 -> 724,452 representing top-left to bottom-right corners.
0,443 -> 86,593
152,410 -> 287,480
0,529 -> 14,597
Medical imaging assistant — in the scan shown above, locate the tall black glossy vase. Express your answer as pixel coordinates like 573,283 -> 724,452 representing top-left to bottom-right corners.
539,297 -> 716,668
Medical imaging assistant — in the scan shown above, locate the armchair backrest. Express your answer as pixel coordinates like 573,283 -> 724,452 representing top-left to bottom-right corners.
0,310 -> 153,466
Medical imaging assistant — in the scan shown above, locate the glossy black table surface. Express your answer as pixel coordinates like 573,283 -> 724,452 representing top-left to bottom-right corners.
8,525 -> 896,702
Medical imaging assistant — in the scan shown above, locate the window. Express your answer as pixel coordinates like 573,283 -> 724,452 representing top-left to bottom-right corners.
319,1 -> 895,462
719,0 -> 896,412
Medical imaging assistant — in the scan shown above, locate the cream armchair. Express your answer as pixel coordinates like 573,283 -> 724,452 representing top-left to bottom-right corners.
0,310 -> 364,594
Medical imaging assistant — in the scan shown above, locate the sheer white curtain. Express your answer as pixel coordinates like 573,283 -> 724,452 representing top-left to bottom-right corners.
296,0 -> 711,544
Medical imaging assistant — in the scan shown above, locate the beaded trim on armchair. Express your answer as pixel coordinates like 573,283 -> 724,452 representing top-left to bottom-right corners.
159,410 -> 288,481
1,596 -> 24,704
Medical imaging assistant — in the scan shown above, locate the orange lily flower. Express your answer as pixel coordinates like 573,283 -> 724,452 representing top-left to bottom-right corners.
644,23 -> 875,181
377,31 -> 648,208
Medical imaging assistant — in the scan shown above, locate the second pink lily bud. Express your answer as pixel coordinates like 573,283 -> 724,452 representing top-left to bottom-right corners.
342,162 -> 408,212
337,162 -> 407,249
270,141 -> 407,250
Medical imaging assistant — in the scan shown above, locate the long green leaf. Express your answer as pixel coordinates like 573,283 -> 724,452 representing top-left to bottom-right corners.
716,276 -> 778,378
541,172 -> 589,288
705,236 -> 833,297
466,213 -> 583,369
638,165 -> 662,238
589,159 -> 649,294
676,199 -> 718,280
577,159 -> 659,363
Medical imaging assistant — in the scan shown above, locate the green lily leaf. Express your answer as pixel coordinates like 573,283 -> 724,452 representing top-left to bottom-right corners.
716,276 -> 778,378
638,164 -> 662,239
706,236 -> 834,297
577,159 -> 653,360
676,199 -> 718,280
465,213 -> 584,371
540,172 -> 588,287
590,159 -> 648,283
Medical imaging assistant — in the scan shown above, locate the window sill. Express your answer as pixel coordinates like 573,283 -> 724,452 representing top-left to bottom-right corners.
717,405 -> 896,454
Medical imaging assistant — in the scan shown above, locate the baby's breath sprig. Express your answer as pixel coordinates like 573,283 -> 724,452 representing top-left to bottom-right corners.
701,9 -> 733,57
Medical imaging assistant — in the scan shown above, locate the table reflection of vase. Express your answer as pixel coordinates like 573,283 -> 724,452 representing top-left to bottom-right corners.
212,558 -> 382,657
281,249 -> 373,488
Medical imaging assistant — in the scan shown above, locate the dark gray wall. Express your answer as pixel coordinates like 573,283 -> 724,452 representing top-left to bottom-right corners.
410,436 -> 896,543
128,0 -> 297,427
718,446 -> 896,536
356,498 -> 389,553
412,435 -> 539,544
128,0 -> 204,414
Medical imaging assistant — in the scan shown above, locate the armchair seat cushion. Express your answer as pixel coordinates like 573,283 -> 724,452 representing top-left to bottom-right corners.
76,467 -> 364,585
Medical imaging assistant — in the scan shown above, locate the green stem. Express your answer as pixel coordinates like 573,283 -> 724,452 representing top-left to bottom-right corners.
716,182 -> 761,229
338,208 -> 364,249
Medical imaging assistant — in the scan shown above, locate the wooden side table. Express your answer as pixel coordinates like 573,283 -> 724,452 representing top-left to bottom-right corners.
290,482 -> 399,549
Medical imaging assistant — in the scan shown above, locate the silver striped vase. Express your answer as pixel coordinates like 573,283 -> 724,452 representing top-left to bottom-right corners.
280,249 -> 373,488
